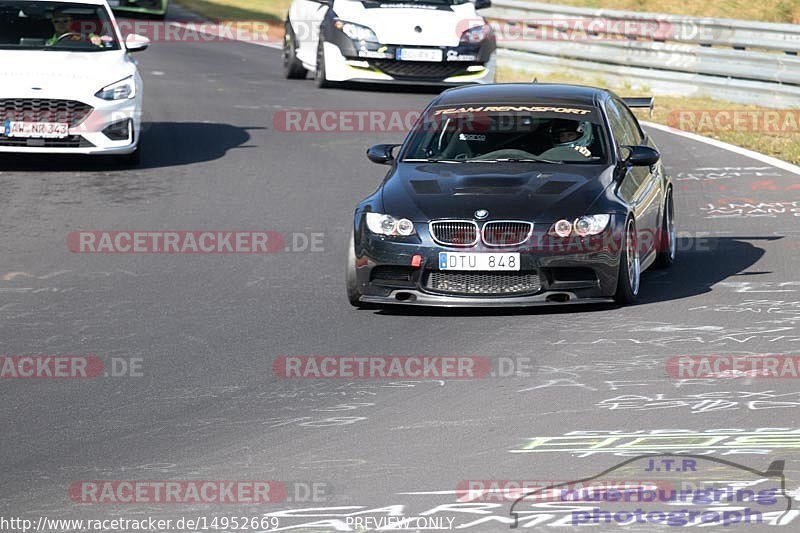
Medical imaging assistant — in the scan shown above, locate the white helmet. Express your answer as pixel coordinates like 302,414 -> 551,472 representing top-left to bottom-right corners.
550,119 -> 593,148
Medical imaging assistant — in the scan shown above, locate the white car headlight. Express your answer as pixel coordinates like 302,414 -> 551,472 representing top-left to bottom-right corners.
573,215 -> 611,236
366,213 -> 416,236
334,19 -> 379,42
95,76 -> 136,101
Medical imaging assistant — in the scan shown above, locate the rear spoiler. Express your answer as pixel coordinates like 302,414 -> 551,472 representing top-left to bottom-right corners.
623,97 -> 655,117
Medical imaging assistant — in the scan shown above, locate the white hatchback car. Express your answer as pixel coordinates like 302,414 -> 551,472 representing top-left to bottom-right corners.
284,0 -> 496,87
0,0 -> 148,164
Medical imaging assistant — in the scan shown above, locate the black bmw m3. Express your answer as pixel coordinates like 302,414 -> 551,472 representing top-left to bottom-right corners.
347,83 -> 675,307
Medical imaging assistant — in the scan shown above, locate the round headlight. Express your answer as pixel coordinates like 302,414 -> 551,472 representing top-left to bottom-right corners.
365,212 -> 416,236
554,219 -> 572,238
379,215 -> 397,234
574,217 -> 593,236
573,215 -> 611,236
397,218 -> 415,236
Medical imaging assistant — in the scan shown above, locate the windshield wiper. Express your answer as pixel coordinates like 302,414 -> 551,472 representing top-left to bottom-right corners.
403,158 -> 466,163
468,157 -> 564,164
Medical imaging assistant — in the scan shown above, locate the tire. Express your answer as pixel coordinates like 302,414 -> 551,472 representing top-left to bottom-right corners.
346,234 -> 364,307
654,188 -> 676,269
613,217 -> 641,305
315,41 -> 330,88
283,22 -> 307,79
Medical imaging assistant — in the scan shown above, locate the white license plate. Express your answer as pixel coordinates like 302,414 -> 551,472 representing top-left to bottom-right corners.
396,48 -> 443,62
4,121 -> 69,139
107,0 -> 120,5
439,252 -> 520,271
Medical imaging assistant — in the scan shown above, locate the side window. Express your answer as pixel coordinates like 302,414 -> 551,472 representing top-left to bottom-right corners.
607,100 -> 645,196
605,100 -> 635,149
615,99 -> 644,145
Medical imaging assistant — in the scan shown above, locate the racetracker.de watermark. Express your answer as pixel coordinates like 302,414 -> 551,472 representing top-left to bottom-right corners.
460,17 -> 677,42
67,231 -> 324,253
667,355 -> 800,378
668,110 -> 800,134
0,355 -> 142,379
272,355 -> 542,379
69,481 -> 286,504
274,109 -> 421,133
274,107 -> 593,133
81,20 -> 280,43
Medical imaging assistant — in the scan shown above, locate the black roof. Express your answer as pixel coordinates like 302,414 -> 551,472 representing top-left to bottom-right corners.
434,83 -> 611,107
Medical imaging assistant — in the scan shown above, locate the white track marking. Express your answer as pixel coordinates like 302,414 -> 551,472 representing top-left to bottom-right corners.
643,121 -> 800,177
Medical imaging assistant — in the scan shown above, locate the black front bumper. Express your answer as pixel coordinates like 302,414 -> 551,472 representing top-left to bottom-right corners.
354,223 -> 624,307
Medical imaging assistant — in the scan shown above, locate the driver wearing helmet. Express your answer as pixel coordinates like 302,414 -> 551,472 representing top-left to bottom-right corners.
543,119 -> 594,159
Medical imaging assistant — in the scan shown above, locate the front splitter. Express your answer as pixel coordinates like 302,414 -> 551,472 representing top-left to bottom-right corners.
360,290 -> 614,308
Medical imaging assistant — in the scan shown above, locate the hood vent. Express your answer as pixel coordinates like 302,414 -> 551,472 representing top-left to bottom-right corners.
453,187 -> 521,195
411,180 -> 442,194
462,176 -> 529,188
535,181 -> 574,195
453,176 -> 529,195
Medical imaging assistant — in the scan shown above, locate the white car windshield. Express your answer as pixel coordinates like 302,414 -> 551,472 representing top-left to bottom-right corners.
364,0 -> 472,6
0,1 -> 120,51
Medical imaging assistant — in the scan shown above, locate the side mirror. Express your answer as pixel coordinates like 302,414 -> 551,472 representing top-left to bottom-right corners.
474,0 -> 491,8
366,144 -> 399,165
126,34 -> 150,52
623,145 -> 660,167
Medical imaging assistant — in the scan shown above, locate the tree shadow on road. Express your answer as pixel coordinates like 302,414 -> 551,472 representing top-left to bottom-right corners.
371,236 -> 778,317
0,122 -> 258,172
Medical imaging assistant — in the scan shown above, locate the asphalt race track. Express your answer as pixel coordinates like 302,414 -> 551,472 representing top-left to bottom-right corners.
2,8 -> 800,532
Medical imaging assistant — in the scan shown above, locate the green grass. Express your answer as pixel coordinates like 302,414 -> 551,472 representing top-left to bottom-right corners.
533,0 -> 800,23
174,0 -> 290,24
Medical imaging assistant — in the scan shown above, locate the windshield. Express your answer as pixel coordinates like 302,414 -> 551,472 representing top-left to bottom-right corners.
363,0 -> 471,6
402,104 -> 609,164
0,1 -> 120,51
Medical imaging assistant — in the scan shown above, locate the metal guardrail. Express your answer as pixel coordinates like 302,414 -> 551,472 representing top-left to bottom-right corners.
485,0 -> 800,106
499,39 -> 800,86
487,0 -> 800,52
497,48 -> 800,108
